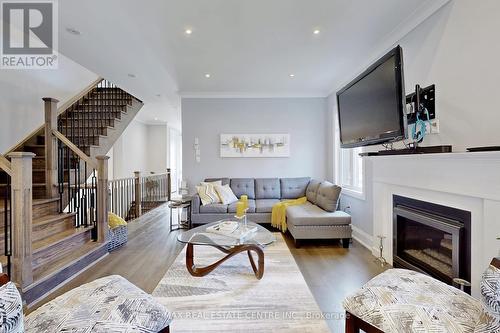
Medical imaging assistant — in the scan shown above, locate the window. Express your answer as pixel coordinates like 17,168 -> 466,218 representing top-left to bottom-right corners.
334,109 -> 364,199
339,147 -> 364,196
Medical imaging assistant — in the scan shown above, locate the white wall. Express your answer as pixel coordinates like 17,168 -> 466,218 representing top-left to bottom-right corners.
112,120 -> 149,179
111,120 -> 169,179
182,98 -> 328,191
0,57 -> 98,153
330,0 -> 500,235
147,124 -> 169,174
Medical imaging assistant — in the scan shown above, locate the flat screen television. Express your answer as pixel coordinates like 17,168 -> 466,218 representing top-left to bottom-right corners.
337,45 -> 407,148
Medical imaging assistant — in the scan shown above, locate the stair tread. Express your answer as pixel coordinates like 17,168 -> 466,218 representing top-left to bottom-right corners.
0,183 -> 45,187
32,241 -> 103,282
33,226 -> 93,253
0,198 -> 59,214
33,212 -> 76,227
33,197 -> 59,206
57,124 -> 115,129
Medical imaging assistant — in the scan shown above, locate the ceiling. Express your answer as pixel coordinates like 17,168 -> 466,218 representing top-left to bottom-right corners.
58,0 -> 448,126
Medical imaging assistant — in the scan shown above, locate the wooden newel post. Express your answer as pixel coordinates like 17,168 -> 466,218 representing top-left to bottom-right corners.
134,171 -> 141,218
43,97 -> 59,198
167,168 -> 171,201
96,156 -> 109,244
8,152 -> 35,288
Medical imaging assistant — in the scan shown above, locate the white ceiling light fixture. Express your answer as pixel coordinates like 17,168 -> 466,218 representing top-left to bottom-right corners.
205,73 -> 211,78
313,29 -> 320,35
66,27 -> 81,35
185,28 -> 193,35
154,117 -> 159,121
289,74 -> 295,78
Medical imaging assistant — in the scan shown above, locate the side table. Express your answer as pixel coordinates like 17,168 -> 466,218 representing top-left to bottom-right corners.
168,200 -> 192,231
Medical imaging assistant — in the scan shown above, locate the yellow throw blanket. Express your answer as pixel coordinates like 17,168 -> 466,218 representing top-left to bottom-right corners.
271,196 -> 307,232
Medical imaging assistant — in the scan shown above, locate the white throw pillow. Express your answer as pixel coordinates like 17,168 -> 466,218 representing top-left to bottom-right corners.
196,181 -> 222,206
0,282 -> 24,333
214,184 -> 239,205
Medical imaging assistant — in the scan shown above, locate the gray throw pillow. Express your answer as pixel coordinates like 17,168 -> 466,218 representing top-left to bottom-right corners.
306,179 -> 321,204
316,181 -> 341,212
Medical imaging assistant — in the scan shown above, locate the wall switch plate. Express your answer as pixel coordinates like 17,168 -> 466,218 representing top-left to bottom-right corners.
423,119 -> 440,134
430,119 -> 440,134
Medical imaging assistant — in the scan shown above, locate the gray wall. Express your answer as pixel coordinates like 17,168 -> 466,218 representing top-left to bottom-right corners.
182,98 -> 328,191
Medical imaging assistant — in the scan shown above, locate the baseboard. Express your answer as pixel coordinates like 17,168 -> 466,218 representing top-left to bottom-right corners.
351,225 -> 374,251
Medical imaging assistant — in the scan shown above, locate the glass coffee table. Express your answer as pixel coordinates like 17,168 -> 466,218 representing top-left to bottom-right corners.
177,220 -> 275,279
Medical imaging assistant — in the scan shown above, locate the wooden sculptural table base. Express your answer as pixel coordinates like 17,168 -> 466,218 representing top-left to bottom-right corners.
186,243 -> 265,279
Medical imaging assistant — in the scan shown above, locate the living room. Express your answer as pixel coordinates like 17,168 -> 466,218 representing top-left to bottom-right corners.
1,0 -> 499,332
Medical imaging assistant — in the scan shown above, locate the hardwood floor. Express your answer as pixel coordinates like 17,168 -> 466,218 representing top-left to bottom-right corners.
31,204 -> 388,332
283,236 -> 388,332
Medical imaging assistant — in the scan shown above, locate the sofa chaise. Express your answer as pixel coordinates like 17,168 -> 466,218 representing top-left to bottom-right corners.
191,177 -> 352,248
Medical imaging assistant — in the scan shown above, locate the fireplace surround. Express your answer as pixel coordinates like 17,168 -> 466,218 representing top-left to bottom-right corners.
393,195 -> 471,291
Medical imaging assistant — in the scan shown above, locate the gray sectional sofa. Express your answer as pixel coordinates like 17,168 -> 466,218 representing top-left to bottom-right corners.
190,177 -> 352,248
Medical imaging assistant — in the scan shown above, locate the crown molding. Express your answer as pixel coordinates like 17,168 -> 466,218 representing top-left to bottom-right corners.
326,0 -> 452,97
132,118 -> 168,126
179,91 -> 327,99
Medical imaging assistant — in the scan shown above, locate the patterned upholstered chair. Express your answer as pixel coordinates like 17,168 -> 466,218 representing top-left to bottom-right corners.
343,258 -> 500,333
0,274 -> 171,333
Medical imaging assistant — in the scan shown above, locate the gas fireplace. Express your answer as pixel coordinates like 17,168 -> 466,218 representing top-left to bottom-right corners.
393,195 -> 471,292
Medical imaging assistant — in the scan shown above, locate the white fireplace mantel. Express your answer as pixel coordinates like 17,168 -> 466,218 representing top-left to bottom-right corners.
366,151 -> 500,296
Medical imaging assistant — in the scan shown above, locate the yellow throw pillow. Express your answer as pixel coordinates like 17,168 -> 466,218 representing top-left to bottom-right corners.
108,212 -> 127,229
196,180 -> 222,205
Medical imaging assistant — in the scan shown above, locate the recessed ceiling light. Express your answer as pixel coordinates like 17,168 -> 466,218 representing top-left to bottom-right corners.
127,73 -> 136,78
313,29 -> 320,35
66,27 -> 81,35
289,74 -> 295,78
154,117 -> 158,121
185,28 -> 193,35
205,73 -> 211,78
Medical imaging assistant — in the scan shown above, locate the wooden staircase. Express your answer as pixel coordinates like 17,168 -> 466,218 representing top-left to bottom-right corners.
0,79 -> 143,305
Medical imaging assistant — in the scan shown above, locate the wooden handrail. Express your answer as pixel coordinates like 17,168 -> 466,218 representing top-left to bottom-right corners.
57,77 -> 103,114
0,154 -> 12,176
52,129 -> 96,169
109,176 -> 136,183
3,77 -> 103,155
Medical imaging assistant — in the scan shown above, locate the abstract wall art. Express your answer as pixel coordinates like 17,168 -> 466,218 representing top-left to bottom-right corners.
220,134 -> 290,158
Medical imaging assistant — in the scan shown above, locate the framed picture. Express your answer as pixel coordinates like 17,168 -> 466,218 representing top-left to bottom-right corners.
220,134 -> 290,158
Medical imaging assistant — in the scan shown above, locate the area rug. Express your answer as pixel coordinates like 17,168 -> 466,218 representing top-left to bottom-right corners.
152,233 -> 330,332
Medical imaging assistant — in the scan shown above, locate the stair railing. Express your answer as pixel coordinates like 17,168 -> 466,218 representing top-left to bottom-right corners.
58,78 -> 134,153
44,98 -> 109,244
141,171 -> 171,203
53,129 -> 98,230
109,169 -> 171,221
0,155 -> 12,277
109,175 -> 136,220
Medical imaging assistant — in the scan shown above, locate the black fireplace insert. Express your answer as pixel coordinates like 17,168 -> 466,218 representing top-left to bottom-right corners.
393,195 -> 471,292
